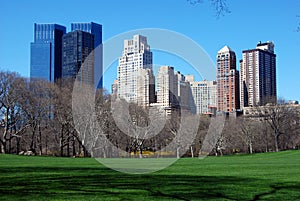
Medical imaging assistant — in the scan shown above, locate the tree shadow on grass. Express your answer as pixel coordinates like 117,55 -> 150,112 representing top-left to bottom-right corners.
1,166 -> 300,200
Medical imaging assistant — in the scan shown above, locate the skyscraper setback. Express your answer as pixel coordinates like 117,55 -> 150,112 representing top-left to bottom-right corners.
216,46 -> 240,112
117,35 -> 155,106
30,23 -> 66,81
240,41 -> 277,108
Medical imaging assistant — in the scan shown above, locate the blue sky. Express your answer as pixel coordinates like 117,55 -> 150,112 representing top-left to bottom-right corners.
0,0 -> 299,101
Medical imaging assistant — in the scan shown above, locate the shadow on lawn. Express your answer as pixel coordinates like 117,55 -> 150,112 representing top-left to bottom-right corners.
1,166 -> 300,200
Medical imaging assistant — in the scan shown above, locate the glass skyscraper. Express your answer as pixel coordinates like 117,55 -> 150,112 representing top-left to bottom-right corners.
30,23 -> 66,81
71,22 -> 103,89
62,30 -> 94,86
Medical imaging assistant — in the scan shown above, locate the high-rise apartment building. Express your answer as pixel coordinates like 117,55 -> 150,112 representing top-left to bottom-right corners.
62,30 -> 94,86
240,41 -> 277,108
216,46 -> 240,112
175,71 -> 190,110
30,23 -> 66,81
137,69 -> 155,106
156,66 -> 178,108
187,75 -> 217,114
71,22 -> 103,89
117,35 -> 155,106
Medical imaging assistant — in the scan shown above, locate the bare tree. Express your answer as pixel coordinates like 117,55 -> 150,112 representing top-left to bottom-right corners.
234,117 -> 260,154
0,72 -> 28,153
187,0 -> 231,18
53,79 -> 80,157
199,115 -> 226,156
253,100 -> 300,152
21,79 -> 55,155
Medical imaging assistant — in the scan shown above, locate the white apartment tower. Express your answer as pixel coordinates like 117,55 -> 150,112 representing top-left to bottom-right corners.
117,35 -> 155,106
157,66 -> 178,108
188,75 -> 217,114
240,41 -> 276,108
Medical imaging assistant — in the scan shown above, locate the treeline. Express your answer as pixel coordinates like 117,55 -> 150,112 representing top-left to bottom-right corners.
0,71 -> 300,157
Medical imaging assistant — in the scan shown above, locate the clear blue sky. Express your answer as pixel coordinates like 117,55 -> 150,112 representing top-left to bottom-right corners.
0,0 -> 299,101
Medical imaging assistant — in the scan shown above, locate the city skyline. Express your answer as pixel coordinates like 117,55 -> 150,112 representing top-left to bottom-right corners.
1,0 -> 300,101
115,38 -> 277,114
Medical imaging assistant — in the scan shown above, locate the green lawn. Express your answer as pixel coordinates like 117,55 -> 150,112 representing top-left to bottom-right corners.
1,151 -> 300,200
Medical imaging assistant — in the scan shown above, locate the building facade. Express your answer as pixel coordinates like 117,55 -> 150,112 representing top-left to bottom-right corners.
71,22 -> 103,89
112,79 -> 118,96
156,66 -> 178,108
240,41 -> 277,108
62,30 -> 94,86
117,35 -> 155,106
30,23 -> 66,81
216,46 -> 240,112
188,75 -> 217,114
175,71 -> 190,111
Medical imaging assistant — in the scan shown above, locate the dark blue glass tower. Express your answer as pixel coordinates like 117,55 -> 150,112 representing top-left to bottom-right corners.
62,30 -> 94,86
71,22 -> 103,89
30,23 -> 66,82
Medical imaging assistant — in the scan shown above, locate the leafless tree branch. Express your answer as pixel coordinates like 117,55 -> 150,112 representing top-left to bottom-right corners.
187,0 -> 231,18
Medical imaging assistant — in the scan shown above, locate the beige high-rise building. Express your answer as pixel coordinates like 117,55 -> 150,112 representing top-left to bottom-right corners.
117,35 -> 155,106
188,75 -> 217,114
240,41 -> 277,109
137,68 -> 155,106
216,46 -> 240,112
156,66 -> 178,108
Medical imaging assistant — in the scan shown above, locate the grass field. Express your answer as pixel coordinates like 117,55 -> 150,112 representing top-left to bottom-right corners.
1,151 -> 300,200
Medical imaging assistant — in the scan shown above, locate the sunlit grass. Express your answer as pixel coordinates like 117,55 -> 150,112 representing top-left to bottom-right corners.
1,150 -> 300,200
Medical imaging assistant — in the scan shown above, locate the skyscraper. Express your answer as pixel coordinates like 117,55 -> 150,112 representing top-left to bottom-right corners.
175,71 -> 190,111
216,46 -> 240,112
187,75 -> 217,114
30,23 -> 66,81
71,22 -> 103,89
117,35 -> 155,106
62,30 -> 94,86
240,41 -> 277,108
156,66 -> 178,109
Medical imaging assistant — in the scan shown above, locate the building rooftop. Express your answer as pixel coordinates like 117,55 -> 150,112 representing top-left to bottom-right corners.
218,45 -> 233,53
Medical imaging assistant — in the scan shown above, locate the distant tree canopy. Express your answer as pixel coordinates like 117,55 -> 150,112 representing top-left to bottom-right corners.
0,70 -> 300,157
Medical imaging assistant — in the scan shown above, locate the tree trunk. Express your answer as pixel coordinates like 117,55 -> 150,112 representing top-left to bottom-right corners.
30,129 -> 36,153
8,136 -> 12,154
265,132 -> 269,153
38,124 -> 42,155
249,143 -> 253,154
72,136 -> 76,157
45,134 -> 48,155
16,137 -> 21,154
190,146 -> 194,158
1,139 -> 6,154
274,133 -> 279,152
139,148 -> 143,158
60,125 -> 64,157
176,147 -> 180,159
67,131 -> 70,157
